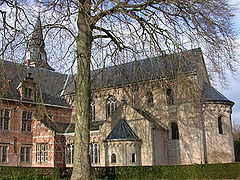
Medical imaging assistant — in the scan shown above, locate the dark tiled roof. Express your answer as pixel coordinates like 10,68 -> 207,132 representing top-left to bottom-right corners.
0,60 -> 69,106
105,118 -> 140,141
201,82 -> 234,104
64,48 -> 204,94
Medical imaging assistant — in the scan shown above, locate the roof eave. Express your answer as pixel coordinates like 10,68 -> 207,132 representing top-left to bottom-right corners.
202,100 -> 235,107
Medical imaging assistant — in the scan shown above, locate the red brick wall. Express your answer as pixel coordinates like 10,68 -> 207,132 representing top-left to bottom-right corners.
0,100 -> 72,167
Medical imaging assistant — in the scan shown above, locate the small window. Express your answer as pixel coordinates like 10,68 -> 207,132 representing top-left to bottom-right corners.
89,143 -> 100,164
66,144 -> 74,164
166,88 -> 174,105
132,153 -> 136,163
24,87 -> 33,99
146,91 -> 154,108
90,100 -> 95,121
171,122 -> 179,140
111,153 -> 116,163
20,147 -> 31,163
218,116 -> 223,134
106,96 -> 117,117
0,109 -> 10,130
22,111 -> 32,132
0,146 -> 8,163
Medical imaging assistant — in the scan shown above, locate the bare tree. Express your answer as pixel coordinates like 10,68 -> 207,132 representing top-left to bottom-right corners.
233,121 -> 240,141
0,0 -> 238,179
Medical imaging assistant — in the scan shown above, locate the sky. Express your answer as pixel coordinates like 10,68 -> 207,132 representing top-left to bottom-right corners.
216,0 -> 240,124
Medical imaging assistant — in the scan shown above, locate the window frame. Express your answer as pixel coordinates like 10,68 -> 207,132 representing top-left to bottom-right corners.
111,153 -> 116,164
0,109 -> 10,131
106,96 -> 117,117
171,122 -> 179,140
66,144 -> 74,164
218,116 -> 223,134
89,142 -> 100,164
132,153 -> 136,163
36,143 -> 49,163
20,146 -> 31,163
166,88 -> 174,105
24,87 -> 33,99
0,145 -> 8,163
22,111 -> 32,132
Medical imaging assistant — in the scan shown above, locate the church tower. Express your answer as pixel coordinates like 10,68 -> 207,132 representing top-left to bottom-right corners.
25,14 -> 55,71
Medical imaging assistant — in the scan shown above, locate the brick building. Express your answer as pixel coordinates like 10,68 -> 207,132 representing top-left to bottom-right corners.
0,16 -> 235,167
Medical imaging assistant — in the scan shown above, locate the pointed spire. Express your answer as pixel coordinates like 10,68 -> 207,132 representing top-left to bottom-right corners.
26,14 -> 55,71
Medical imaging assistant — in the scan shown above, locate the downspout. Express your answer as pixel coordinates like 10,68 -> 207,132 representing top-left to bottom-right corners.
200,102 -> 208,164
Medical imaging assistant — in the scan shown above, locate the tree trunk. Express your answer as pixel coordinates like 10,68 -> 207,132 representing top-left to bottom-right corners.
71,2 -> 93,180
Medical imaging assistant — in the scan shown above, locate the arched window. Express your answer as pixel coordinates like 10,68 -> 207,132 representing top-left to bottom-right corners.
90,100 -> 95,121
111,153 -> 116,163
146,91 -> 154,108
89,143 -> 99,164
106,96 -> 117,117
132,153 -> 136,163
171,122 -> 179,140
166,88 -> 174,105
218,116 -> 223,134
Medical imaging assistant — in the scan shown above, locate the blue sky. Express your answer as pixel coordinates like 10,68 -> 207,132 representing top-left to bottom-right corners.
216,0 -> 240,124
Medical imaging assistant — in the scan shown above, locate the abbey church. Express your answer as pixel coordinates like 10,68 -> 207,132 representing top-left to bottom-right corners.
0,16 -> 235,167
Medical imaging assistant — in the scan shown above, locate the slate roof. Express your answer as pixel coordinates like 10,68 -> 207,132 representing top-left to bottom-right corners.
0,60 -> 69,106
201,82 -> 234,105
1,48 -> 232,107
64,48 -> 204,94
105,118 -> 140,141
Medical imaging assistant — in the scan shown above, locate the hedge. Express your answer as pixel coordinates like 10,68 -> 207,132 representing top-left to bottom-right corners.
0,163 -> 239,180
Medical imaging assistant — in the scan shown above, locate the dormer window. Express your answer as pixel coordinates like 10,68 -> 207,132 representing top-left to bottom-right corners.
24,87 -> 32,99
19,73 -> 36,101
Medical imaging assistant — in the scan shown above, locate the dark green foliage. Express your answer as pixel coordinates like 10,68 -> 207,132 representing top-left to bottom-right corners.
0,163 -> 239,180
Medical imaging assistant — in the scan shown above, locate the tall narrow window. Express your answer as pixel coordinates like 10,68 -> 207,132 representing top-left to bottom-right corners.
90,100 -> 95,121
111,153 -> 116,163
22,111 -> 32,132
132,153 -> 136,163
89,143 -> 99,164
146,91 -> 154,108
0,146 -> 8,163
218,116 -> 223,134
66,144 -> 74,164
106,96 -> 117,117
166,88 -> 174,105
171,122 -> 179,140
0,109 -> 10,130
36,144 -> 48,163
20,147 -> 31,163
